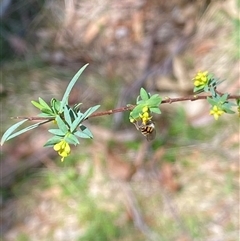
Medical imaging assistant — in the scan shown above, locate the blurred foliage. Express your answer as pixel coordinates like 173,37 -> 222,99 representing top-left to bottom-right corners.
0,0 -> 45,63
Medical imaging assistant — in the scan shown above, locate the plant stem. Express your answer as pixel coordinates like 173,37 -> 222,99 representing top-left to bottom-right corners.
13,93 -> 240,121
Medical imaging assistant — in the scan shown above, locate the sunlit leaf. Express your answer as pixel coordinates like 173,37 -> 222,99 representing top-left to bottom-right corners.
70,112 -> 84,132
219,93 -> 229,103
1,119 -> 28,145
146,97 -> 162,106
60,63 -> 89,112
48,128 -> 65,136
2,120 -> 49,144
79,125 -> 93,138
56,115 -> 69,133
74,130 -> 91,139
51,98 -> 61,114
44,136 -> 63,147
150,107 -> 161,114
207,97 -> 217,106
140,88 -> 149,101
64,106 -> 72,126
31,100 -> 43,110
41,108 -> 54,115
65,133 -> 79,145
38,97 -> 51,110
82,105 -> 100,119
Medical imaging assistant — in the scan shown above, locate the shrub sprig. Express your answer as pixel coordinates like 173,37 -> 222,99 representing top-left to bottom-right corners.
1,66 -> 239,161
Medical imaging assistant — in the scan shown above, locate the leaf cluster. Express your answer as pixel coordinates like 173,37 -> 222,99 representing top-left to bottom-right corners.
1,64 -> 100,147
130,88 -> 162,120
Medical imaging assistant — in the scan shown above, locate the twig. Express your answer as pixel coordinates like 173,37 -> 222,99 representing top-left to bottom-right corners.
12,93 -> 240,121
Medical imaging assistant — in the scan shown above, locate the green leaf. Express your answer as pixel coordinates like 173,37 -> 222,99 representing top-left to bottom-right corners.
70,112 -> 84,132
130,104 -> 145,120
38,97 -> 51,110
136,99 -> 145,105
64,106 -> 72,126
219,93 -> 229,103
31,100 -> 43,110
193,86 -> 204,94
1,119 -> 28,145
140,88 -> 149,101
44,136 -> 63,147
56,115 -> 69,133
150,107 -> 161,114
223,108 -> 235,114
41,108 -> 55,115
146,97 -> 162,107
74,130 -> 92,139
79,125 -> 93,138
65,133 -> 79,145
82,105 -> 100,119
48,129 -> 65,136
207,97 -> 217,106
60,63 -> 89,112
237,99 -> 240,106
38,113 -> 55,118
51,98 -> 61,114
3,120 -> 49,144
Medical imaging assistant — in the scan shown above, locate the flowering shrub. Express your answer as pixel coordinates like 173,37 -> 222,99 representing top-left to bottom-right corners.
1,65 -> 239,161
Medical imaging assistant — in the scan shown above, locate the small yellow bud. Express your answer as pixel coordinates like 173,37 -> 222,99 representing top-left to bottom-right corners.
142,106 -> 149,113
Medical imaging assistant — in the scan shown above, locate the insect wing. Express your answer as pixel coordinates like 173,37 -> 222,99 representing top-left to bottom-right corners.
146,127 -> 156,141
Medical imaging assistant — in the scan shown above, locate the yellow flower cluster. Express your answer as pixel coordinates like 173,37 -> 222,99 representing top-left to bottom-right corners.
139,106 -> 152,125
210,105 -> 224,120
53,140 -> 71,162
193,71 -> 208,87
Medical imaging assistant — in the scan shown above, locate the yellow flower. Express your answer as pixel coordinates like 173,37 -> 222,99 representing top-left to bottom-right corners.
139,106 -> 152,125
193,71 -> 208,87
142,106 -> 149,113
53,140 -> 71,161
210,105 -> 224,120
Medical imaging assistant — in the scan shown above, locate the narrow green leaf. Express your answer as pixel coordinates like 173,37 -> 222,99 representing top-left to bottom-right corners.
194,86 -> 204,94
70,112 -> 84,132
44,136 -> 63,147
31,101 -> 43,110
4,120 -> 49,143
48,129 -> 65,136
74,130 -> 91,139
51,98 -> 61,114
79,125 -> 93,138
39,97 -> 51,110
224,108 -> 235,114
130,104 -> 145,119
237,99 -> 240,106
38,113 -> 55,118
60,63 -> 89,112
1,119 -> 28,145
146,97 -> 162,107
64,106 -> 72,126
65,133 -> 80,145
41,108 -> 55,115
56,115 -> 69,133
207,97 -> 217,106
82,105 -> 100,119
73,103 -> 82,112
136,99 -> 145,105
140,88 -> 149,101
219,93 -> 229,103
150,107 -> 161,114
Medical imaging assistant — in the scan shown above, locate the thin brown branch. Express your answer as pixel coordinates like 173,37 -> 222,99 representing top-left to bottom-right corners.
88,93 -> 239,118
12,93 -> 240,121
